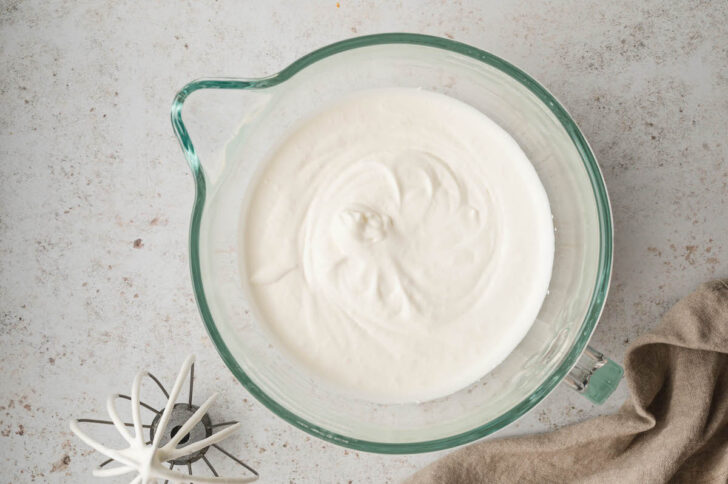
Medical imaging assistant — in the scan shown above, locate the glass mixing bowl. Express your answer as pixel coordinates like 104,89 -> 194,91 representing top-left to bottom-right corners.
171,34 -> 620,453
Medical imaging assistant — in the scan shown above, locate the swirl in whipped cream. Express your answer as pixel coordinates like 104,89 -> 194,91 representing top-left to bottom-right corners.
242,88 -> 553,403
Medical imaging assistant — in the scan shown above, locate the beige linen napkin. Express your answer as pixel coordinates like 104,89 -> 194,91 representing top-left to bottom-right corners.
407,279 -> 728,484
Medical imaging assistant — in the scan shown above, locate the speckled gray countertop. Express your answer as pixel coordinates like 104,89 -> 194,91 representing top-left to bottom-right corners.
1,1 -> 726,482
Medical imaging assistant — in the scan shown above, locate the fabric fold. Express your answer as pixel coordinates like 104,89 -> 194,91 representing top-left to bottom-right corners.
407,279 -> 728,484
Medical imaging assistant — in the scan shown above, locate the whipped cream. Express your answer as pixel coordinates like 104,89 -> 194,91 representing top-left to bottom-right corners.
241,88 -> 554,403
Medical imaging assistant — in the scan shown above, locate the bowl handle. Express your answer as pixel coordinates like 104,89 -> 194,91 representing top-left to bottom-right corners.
563,346 -> 623,404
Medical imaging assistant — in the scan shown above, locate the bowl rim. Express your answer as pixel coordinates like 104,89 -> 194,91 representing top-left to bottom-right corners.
170,33 -> 613,454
